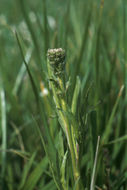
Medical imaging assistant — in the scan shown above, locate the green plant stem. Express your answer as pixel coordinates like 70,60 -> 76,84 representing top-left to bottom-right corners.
58,78 -> 80,177
47,60 -> 81,190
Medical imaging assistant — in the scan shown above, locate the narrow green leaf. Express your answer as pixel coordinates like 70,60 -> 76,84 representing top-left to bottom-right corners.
90,111 -> 97,158
0,86 -> 7,181
19,152 -> 36,189
0,148 -> 29,159
105,134 -> 127,145
42,0 -> 49,56
32,116 -> 63,190
73,177 -> 80,190
15,31 -> 39,107
23,157 -> 48,190
70,1 -> 81,47
57,130 -> 64,161
71,76 -> 81,115
90,136 -> 100,190
102,85 -> 124,144
60,151 -> 68,190
7,164 -> 14,190
18,0 -> 42,69
41,180 -> 56,190
12,47 -> 33,96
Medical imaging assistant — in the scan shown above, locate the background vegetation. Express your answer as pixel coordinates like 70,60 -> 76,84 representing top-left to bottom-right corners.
0,0 -> 127,189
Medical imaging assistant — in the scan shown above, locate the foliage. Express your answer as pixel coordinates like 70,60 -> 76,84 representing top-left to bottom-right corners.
0,0 -> 127,189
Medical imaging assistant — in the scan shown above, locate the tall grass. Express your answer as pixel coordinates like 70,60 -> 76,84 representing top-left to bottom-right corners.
0,0 -> 127,189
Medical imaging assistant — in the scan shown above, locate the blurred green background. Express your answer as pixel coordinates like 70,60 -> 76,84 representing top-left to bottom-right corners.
0,0 -> 127,189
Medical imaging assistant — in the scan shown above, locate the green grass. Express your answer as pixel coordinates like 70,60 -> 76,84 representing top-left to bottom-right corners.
0,0 -> 127,189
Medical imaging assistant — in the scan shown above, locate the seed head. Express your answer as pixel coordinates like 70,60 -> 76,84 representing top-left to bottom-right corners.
47,48 -> 66,76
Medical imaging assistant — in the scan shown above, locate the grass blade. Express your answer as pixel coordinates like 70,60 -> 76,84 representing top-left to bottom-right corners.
40,180 -> 56,190
32,115 -> 63,190
42,0 -> 49,56
12,47 -> 33,96
71,76 -> 81,115
90,136 -> 100,190
105,134 -> 127,145
22,157 -> 48,190
60,151 -> 68,190
15,31 -> 39,107
0,86 -> 7,184
19,152 -> 36,189
102,85 -> 124,144
18,0 -> 42,69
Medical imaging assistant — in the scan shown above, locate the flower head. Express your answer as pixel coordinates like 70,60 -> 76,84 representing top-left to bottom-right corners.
47,48 -> 66,76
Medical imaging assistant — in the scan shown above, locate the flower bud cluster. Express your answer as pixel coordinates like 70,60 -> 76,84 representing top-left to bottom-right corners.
47,48 -> 66,76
